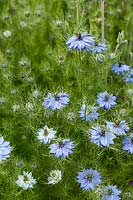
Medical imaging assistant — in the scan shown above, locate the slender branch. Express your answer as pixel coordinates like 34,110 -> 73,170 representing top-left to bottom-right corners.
101,0 -> 105,43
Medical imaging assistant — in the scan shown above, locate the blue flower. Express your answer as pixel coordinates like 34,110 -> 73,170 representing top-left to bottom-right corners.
106,120 -> 130,136
102,185 -> 121,200
97,91 -> 117,110
112,63 -> 130,75
49,139 -> 75,158
90,43 -> 107,53
66,32 -> 95,50
77,168 -> 102,190
89,125 -> 116,147
79,104 -> 99,122
123,69 -> 133,83
122,133 -> 133,153
43,92 -> 69,110
0,136 -> 12,161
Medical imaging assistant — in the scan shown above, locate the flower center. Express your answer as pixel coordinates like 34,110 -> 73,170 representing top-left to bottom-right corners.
99,130 -> 105,136
104,95 -> 109,101
55,96 -> 60,101
131,138 -> 133,144
43,129 -> 49,136
107,189 -> 113,196
78,34 -> 82,40
59,143 -> 64,148
23,175 -> 28,182
118,63 -> 122,68
86,173 -> 93,182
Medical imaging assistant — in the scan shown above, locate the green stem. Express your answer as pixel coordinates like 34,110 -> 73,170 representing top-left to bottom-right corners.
101,0 -> 105,43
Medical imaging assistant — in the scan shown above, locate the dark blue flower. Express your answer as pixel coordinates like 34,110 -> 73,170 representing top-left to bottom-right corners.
97,91 -> 117,110
79,104 -> 99,122
89,125 -> 116,147
112,63 -> 130,75
106,120 -> 130,136
122,133 -> 133,153
0,136 -> 12,161
43,92 -> 69,110
123,69 -> 133,83
77,168 -> 102,190
90,43 -> 107,53
102,185 -> 121,200
49,139 -> 75,158
66,32 -> 95,50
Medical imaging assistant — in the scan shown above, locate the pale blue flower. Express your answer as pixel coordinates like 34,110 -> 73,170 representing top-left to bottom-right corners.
102,185 -> 121,200
90,43 -> 107,53
112,63 -> 130,75
77,168 -> 102,190
79,104 -> 99,121
66,32 -> 95,50
123,69 -> 133,83
97,91 -> 117,110
106,120 -> 130,136
49,139 -> 75,158
43,92 -> 69,110
122,133 -> 133,153
0,136 -> 12,161
89,125 -> 116,147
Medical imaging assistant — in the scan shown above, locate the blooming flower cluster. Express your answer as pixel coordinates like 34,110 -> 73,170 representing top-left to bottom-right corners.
112,63 -> 133,83
89,120 -> 131,148
97,91 -> 117,110
37,125 -> 57,144
89,125 -> 116,147
0,136 -> 12,161
102,185 -> 121,200
48,170 -> 62,184
66,32 -> 95,50
49,139 -> 75,158
77,168 -> 102,190
16,171 -> 36,190
122,133 -> 133,153
79,104 -> 99,121
43,92 -> 69,110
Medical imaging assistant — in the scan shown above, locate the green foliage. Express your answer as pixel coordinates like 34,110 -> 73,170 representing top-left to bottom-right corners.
0,0 -> 133,199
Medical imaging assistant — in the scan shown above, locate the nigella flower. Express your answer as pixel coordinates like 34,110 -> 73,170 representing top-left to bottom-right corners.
66,32 -> 95,50
77,168 -> 102,190
123,69 -> 133,83
37,125 -> 56,144
49,139 -> 75,158
102,185 -> 121,200
90,43 -> 107,53
48,170 -> 62,184
79,104 -> 99,122
43,92 -> 69,110
106,120 -> 130,136
16,171 -> 36,190
97,91 -> 117,110
112,63 -> 130,75
122,133 -> 133,153
0,136 -> 12,161
89,125 -> 116,147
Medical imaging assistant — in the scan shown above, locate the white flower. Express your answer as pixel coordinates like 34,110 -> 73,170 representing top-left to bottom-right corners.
32,90 -> 40,98
20,21 -> 27,28
25,102 -> 34,111
3,30 -> 12,38
67,112 -> 76,121
48,170 -> 62,185
18,57 -> 31,67
0,97 -> 7,104
16,171 -> 36,190
37,125 -> 56,144
12,105 -> 20,112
